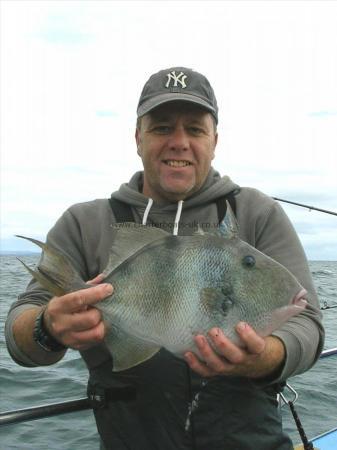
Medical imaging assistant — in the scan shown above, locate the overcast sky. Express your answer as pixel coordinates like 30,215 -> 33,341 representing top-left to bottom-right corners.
1,1 -> 337,259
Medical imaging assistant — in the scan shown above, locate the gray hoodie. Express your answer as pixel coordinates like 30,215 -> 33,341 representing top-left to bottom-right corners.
6,168 -> 324,383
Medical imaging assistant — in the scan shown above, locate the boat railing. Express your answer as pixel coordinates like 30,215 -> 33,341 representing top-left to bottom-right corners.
0,347 -> 336,427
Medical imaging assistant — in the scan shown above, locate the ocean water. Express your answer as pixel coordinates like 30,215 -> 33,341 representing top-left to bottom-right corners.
0,256 -> 336,449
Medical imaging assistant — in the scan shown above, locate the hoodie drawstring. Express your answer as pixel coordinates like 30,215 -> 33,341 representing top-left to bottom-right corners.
142,198 -> 154,225
173,200 -> 183,236
142,198 -> 184,236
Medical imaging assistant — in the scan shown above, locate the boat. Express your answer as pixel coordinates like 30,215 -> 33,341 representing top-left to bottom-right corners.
310,426 -> 337,449
294,426 -> 337,449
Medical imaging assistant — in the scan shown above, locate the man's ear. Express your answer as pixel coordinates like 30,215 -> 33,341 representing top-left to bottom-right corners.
212,132 -> 218,160
135,128 -> 142,156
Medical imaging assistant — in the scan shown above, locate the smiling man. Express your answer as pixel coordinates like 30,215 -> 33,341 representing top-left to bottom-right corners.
136,102 -> 217,203
6,67 -> 324,450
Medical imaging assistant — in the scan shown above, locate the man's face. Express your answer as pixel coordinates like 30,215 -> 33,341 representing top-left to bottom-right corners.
135,103 -> 218,203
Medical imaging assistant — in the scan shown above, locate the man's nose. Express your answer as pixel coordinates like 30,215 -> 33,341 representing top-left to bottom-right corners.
168,127 -> 189,151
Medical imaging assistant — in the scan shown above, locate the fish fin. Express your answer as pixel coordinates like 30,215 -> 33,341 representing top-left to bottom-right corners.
200,288 -> 234,317
215,202 -> 239,239
105,325 -> 161,372
17,258 -> 66,297
15,235 -> 48,252
200,287 -> 232,316
103,223 -> 169,277
16,235 -> 85,296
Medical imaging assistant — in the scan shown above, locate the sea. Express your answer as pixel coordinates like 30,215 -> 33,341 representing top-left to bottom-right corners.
0,256 -> 336,450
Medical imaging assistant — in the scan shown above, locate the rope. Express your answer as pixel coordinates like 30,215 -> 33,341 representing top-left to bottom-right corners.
288,400 -> 314,450
279,384 -> 315,450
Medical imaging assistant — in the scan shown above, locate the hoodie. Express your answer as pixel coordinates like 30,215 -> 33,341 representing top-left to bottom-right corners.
6,168 -> 323,378
5,168 -> 324,450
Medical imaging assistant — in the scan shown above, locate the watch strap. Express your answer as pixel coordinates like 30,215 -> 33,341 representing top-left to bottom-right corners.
33,308 -> 67,352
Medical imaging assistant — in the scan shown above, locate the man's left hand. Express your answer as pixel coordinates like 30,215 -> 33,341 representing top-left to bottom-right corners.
184,322 -> 285,379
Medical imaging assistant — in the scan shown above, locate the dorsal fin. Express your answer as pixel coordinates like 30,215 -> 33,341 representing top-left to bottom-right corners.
217,201 -> 239,239
103,223 -> 170,277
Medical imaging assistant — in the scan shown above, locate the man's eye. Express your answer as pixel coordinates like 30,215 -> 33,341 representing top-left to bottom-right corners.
189,127 -> 204,135
153,126 -> 171,134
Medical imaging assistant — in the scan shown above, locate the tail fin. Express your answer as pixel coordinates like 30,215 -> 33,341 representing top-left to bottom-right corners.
16,235 -> 85,297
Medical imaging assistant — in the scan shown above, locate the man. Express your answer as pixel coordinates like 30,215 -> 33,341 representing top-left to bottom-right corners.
6,67 -> 324,449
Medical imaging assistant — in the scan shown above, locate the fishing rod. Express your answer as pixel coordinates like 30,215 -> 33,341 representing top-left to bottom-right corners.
273,197 -> 337,216
0,348 -> 336,427
319,347 -> 337,358
321,304 -> 337,310
0,398 -> 91,426
0,384 -> 135,426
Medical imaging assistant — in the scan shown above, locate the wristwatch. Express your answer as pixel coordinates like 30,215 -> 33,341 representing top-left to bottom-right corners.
33,308 -> 67,352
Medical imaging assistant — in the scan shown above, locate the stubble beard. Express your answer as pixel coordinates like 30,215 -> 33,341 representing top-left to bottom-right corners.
144,172 -> 201,203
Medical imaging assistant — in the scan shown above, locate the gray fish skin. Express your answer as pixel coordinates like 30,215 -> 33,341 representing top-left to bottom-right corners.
17,206 -> 307,372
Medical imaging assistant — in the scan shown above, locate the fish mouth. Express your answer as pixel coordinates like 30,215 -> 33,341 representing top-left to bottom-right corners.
292,288 -> 308,308
163,159 -> 193,168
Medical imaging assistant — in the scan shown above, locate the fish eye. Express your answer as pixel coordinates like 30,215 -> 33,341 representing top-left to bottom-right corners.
242,255 -> 256,268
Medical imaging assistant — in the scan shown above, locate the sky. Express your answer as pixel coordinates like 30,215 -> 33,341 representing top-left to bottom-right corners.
1,0 -> 337,260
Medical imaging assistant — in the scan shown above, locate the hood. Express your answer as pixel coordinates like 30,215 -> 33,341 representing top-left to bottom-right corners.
112,168 -> 239,209
110,167 -> 240,235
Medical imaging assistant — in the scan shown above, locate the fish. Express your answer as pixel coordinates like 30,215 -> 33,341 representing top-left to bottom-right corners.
17,204 -> 307,372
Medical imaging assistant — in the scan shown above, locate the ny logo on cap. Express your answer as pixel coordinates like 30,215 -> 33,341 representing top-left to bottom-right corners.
165,71 -> 187,89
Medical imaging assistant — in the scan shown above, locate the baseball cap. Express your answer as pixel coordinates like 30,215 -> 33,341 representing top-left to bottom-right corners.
137,67 -> 218,123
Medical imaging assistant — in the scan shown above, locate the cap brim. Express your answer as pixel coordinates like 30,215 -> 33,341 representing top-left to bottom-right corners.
137,93 -> 217,121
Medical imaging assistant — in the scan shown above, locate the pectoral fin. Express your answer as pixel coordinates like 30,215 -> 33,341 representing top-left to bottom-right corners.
200,287 -> 234,318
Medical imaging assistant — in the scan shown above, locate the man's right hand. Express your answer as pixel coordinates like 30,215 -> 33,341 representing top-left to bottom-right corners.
12,277 -> 113,365
44,282 -> 113,351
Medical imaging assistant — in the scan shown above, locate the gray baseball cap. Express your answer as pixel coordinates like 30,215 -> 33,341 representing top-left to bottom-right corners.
137,67 -> 218,123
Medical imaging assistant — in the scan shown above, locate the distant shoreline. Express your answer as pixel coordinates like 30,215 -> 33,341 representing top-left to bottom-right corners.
0,252 -> 336,262
0,251 -> 41,256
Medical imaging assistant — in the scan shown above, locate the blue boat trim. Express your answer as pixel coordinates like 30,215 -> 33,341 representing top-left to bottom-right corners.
311,426 -> 337,449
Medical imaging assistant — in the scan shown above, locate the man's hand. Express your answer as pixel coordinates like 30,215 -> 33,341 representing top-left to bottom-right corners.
44,275 -> 113,351
184,322 -> 285,380
13,275 -> 113,365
